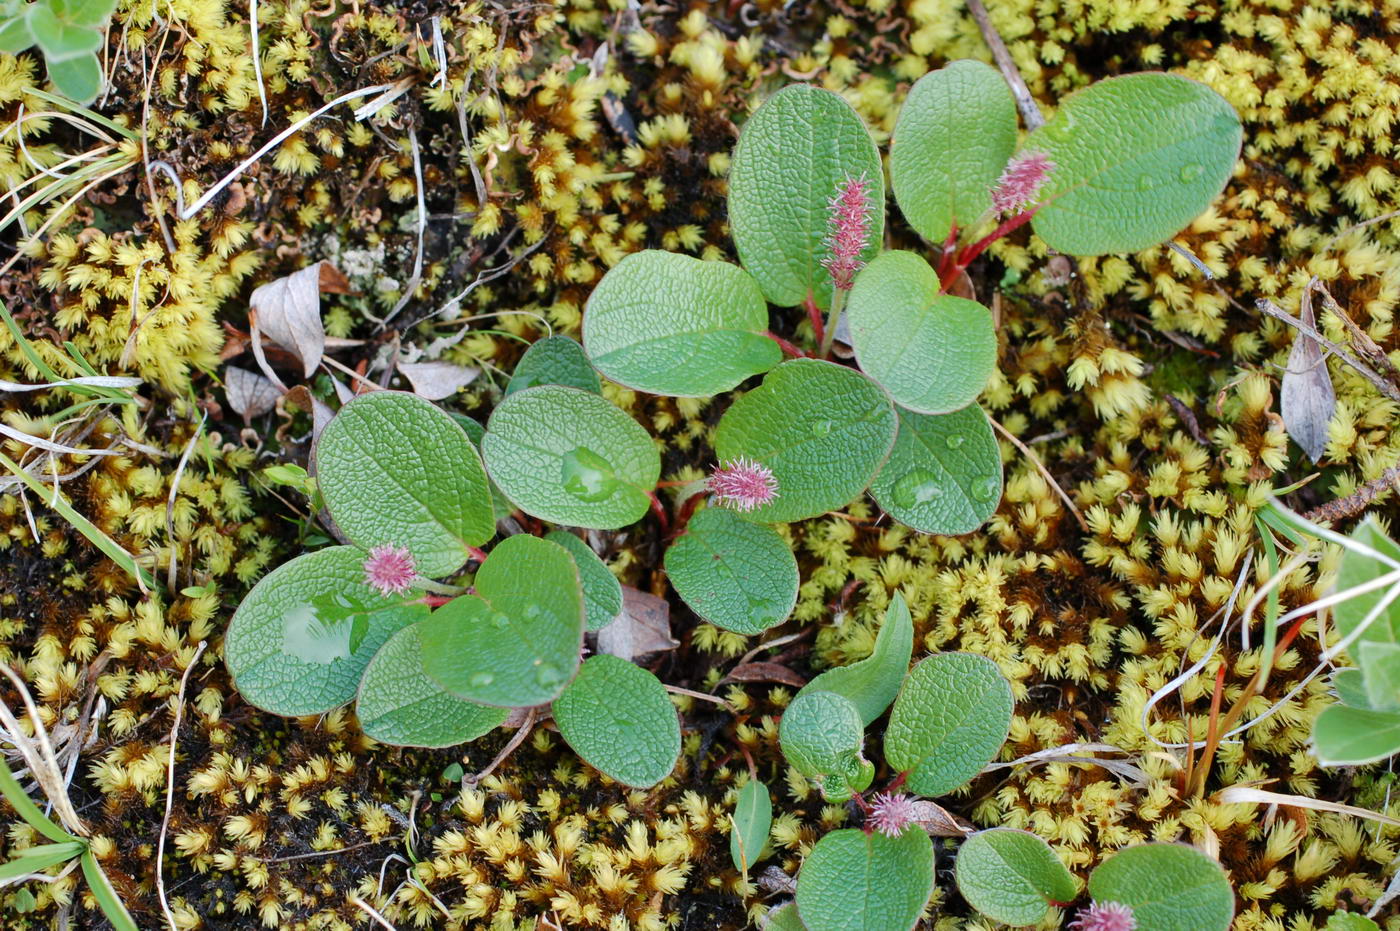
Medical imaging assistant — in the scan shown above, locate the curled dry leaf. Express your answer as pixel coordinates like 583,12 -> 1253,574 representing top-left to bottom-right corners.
276,385 -> 334,445
907,799 -> 974,837
249,262 -> 351,378
721,662 -> 806,688
398,360 -> 480,400
1280,288 -> 1336,463
596,586 -> 677,661
225,366 -> 281,423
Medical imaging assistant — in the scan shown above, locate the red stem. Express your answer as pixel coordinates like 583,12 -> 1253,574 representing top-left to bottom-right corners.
668,492 -> 704,540
803,293 -> 825,346
942,209 -> 1037,290
647,491 -> 671,534
765,331 -> 811,359
467,546 -> 489,563
934,223 -> 960,282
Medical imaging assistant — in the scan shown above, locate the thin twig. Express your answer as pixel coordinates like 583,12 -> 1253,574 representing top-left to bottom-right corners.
380,128 -> 425,328
165,414 -> 206,590
966,0 -> 1044,129
350,894 -> 398,931
468,708 -> 535,786
1303,465 -> 1400,524
989,417 -> 1087,531
1255,298 -> 1400,403
157,640 -> 206,931
664,684 -> 730,707
250,0 -> 268,127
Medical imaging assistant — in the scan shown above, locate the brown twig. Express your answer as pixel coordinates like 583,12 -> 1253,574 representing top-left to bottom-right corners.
989,418 -> 1088,532
1255,298 -> 1400,404
965,0 -> 1044,129
1303,465 -> 1400,525
157,641 -> 207,931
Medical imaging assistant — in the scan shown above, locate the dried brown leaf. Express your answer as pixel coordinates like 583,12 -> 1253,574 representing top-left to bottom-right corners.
1280,288 -> 1336,462
720,662 -> 806,688
398,360 -> 480,400
225,366 -> 281,423
250,262 -> 344,378
596,587 -> 677,661
907,800 -> 974,837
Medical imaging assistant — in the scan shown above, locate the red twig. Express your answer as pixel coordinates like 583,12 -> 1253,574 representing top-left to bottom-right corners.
803,293 -> 825,346
765,331 -> 811,358
647,490 -> 671,534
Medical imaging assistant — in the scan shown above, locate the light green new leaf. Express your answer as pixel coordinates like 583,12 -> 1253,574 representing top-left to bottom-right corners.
846,251 -> 997,414
0,17 -> 33,54
483,385 -> 661,529
1358,641 -> 1400,711
583,251 -> 781,397
778,689 -> 873,803
420,534 -> 584,708
356,623 -> 507,747
729,778 -> 773,875
0,841 -> 85,882
1326,913 -> 1382,931
26,4 -> 100,60
45,54 -> 102,104
546,531 -> 624,631
1087,843 -> 1234,931
955,828 -> 1077,927
890,60 -> 1018,242
765,904 -> 806,931
1335,518 -> 1400,657
869,403 -> 1002,535
316,391 -> 495,577
506,334 -> 602,396
1027,72 -> 1242,255
728,84 -> 883,310
1333,668 -> 1374,710
665,507 -> 798,635
713,359 -> 897,523
1312,703 -> 1400,766
795,828 -> 935,931
225,547 -> 420,716
552,654 -> 681,788
55,0 -> 120,28
885,652 -> 1013,797
804,592 -> 914,725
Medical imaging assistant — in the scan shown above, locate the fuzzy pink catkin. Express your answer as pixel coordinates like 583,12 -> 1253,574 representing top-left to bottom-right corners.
866,792 -> 919,838
363,544 -> 416,596
991,151 -> 1055,216
1068,901 -> 1137,931
706,457 -> 778,512
821,174 -> 873,291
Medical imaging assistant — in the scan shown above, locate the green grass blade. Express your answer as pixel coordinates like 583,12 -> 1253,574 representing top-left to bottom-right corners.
22,87 -> 140,140
79,849 -> 138,931
0,756 -> 75,844
0,841 -> 84,882
1255,516 -> 1283,688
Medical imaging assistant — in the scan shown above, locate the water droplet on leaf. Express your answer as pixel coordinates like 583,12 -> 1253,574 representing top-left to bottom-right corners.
561,446 -> 618,502
892,470 -> 945,508
1136,174 -> 1155,191
469,672 -> 495,687
944,433 -> 966,449
535,662 -> 564,688
1179,162 -> 1204,182
812,419 -> 834,437
972,476 -> 1000,502
490,613 -> 510,629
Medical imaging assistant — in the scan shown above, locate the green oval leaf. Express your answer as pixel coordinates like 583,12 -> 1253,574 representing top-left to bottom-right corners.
419,534 -> 584,707
779,689 -> 872,803
765,903 -> 805,931
225,546 -> 421,716
885,652 -> 1013,797
482,385 -> 661,529
316,391 -> 495,577
545,530 -> 623,631
46,52 -> 101,104
869,403 -> 1002,535
1335,519 -> 1400,655
664,507 -> 798,635
804,592 -> 914,726
1087,843 -> 1234,931
1027,73 -> 1243,255
583,251 -> 781,397
955,828 -> 1077,927
1312,703 -> 1400,766
729,778 -> 773,875
714,359 -> 896,523
356,623 -> 507,747
795,828 -> 934,931
1333,668 -> 1373,710
1327,913 -> 1382,931
729,84 -> 884,310
890,60 -> 1018,242
552,654 -> 681,788
506,334 -> 602,396
846,251 -> 997,415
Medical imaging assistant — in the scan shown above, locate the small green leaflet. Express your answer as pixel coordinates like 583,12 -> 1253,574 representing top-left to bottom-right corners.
846,251 -> 997,415
1358,641 -> 1400,711
765,903 -> 805,931
778,689 -> 873,803
664,507 -> 798,635
954,828 -> 1077,927
0,841 -> 85,882
552,654 -> 681,788
224,547 -> 420,716
419,534 -> 585,708
713,359 -> 897,523
482,384 -> 661,529
889,59 -> 1018,243
1335,519 -> 1400,655
315,391 -> 495,577
546,530 -> 624,631
583,251 -> 781,397
869,402 -> 1002,535
1333,668 -> 1373,710
505,334 -> 602,396
884,652 -> 1013,797
728,83 -> 884,310
356,623 -> 507,748
1326,913 -> 1382,931
795,828 -> 935,931
1087,843 -> 1234,931
1027,73 -> 1243,256
1312,703 -> 1400,766
729,778 -> 773,875
804,592 -> 914,726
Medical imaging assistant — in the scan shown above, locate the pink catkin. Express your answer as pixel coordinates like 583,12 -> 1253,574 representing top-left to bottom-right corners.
1068,901 -> 1137,931
363,544 -> 416,596
866,792 -> 920,838
821,175 -> 873,291
991,151 -> 1055,216
706,457 -> 779,512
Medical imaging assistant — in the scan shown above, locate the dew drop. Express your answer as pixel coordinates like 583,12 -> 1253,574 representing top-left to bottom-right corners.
535,662 -> 565,688
944,433 -> 966,449
561,446 -> 618,502
891,470 -> 944,508
1045,116 -> 1073,142
490,613 -> 510,629
1136,174 -> 1156,191
523,604 -> 542,620
469,671 -> 495,687
972,476 -> 1001,502
812,419 -> 834,437
1178,162 -> 1204,182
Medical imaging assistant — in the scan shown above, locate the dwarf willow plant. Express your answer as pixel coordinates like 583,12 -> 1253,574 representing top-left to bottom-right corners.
0,0 -> 117,103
